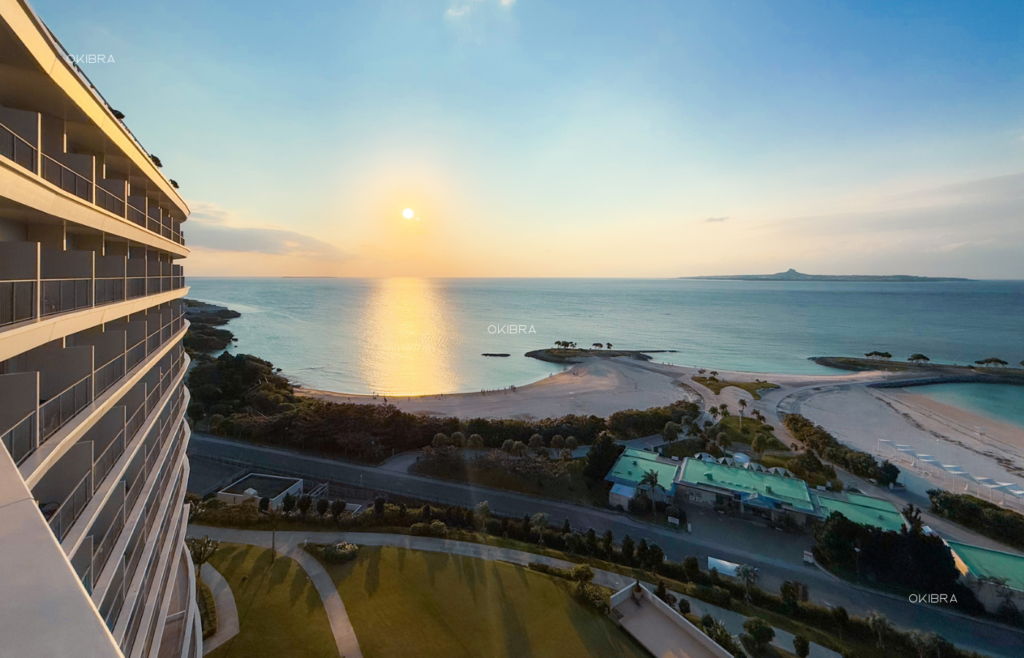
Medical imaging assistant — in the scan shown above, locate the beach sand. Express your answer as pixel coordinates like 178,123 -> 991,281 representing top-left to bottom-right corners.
793,386 -> 1024,491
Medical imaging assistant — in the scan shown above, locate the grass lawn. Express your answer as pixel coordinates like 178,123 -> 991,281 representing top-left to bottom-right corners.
692,377 -> 779,400
715,416 -> 789,451
206,544 -> 339,658
317,546 -> 649,658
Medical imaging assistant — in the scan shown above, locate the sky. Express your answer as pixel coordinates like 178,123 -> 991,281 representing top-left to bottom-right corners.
36,0 -> 1024,278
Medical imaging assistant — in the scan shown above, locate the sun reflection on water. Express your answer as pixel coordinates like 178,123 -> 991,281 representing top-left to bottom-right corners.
358,278 -> 461,395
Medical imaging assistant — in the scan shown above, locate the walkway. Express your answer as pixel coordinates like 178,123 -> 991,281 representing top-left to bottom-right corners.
187,526 -> 836,658
200,563 -> 239,656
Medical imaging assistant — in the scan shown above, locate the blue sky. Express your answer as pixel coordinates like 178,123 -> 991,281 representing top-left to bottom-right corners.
37,0 -> 1024,277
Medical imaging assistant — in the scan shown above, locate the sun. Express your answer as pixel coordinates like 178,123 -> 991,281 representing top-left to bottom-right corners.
402,208 -> 414,219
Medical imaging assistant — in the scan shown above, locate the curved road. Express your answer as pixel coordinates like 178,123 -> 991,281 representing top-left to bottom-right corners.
189,434 -> 1021,657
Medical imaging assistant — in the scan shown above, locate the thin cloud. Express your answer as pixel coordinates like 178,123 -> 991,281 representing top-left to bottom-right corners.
705,216 -> 729,223
186,202 -> 346,261
446,0 -> 514,19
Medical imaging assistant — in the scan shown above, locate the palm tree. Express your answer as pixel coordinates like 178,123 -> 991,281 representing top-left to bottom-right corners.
606,343 -> 613,349
751,433 -> 768,459
735,564 -> 758,603
639,469 -> 660,492
592,342 -> 603,349
709,407 -> 720,422
866,611 -> 893,649
738,399 -> 748,428
719,403 -> 730,420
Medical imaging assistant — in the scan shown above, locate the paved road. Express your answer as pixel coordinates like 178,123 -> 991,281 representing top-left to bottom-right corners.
187,434 -> 1024,657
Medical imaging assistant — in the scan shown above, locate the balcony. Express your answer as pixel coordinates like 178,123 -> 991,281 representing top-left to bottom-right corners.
0,116 -> 185,247
0,242 -> 184,332
0,306 -> 185,467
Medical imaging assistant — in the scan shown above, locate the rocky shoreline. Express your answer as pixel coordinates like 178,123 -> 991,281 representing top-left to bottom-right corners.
183,299 -> 241,353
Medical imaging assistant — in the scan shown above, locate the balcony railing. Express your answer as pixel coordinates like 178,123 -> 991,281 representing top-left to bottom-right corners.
47,469 -> 93,542
94,429 -> 126,489
1,413 -> 35,466
0,268 -> 183,330
40,374 -> 92,444
93,506 -> 125,578
0,120 -> 185,246
95,354 -> 126,397
41,154 -> 92,202
0,280 -> 35,327
0,122 -> 38,173
41,278 -> 92,316
95,186 -> 125,217
95,277 -> 125,307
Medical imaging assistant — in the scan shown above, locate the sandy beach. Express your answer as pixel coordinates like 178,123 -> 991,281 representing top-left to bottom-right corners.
791,386 -> 1024,492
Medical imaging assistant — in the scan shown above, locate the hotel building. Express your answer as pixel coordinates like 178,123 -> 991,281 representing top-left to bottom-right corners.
0,1 -> 199,656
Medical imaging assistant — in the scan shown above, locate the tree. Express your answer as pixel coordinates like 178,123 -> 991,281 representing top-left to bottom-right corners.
374,496 -> 385,517
432,432 -> 449,447
866,611 -> 892,649
865,351 -> 892,360
550,434 -> 565,450
316,497 -> 329,518
474,501 -> 491,527
501,439 -> 515,453
258,496 -> 270,513
678,597 -> 690,615
639,469 -> 660,491
606,342 -> 613,349
647,543 -> 665,571
736,564 -> 759,603
602,529 -> 614,555
282,492 -> 297,514
683,556 -> 700,579
592,343 -> 603,349
583,432 -> 622,483
709,407 -> 720,422
908,353 -> 930,363
528,433 -> 546,456
738,399 -> 748,428
830,606 -> 848,640
751,433 -> 768,459
565,436 -> 579,450
467,433 -> 484,448
636,539 -> 650,568
780,581 -> 800,614
621,535 -> 635,564
975,357 -> 1008,367
743,617 -> 775,654
718,403 -> 730,419
571,564 -> 594,596
662,421 -> 682,443
187,536 -> 219,578
297,494 -> 313,517
330,499 -> 346,521
511,441 -> 528,457
530,512 -> 548,533
562,518 -> 572,534
793,634 -> 810,658
655,579 -> 670,602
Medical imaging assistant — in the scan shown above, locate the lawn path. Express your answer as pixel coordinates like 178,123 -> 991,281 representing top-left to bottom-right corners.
284,547 -> 364,658
201,563 -> 240,656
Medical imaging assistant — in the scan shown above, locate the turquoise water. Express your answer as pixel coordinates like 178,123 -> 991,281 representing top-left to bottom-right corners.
186,278 -> 1024,399
910,383 -> 1024,430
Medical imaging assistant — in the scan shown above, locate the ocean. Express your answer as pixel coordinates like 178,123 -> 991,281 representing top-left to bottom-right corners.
911,383 -> 1024,430
186,278 -> 1024,417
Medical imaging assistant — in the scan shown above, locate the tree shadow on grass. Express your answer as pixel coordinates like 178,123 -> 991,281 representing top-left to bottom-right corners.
491,563 -> 534,658
364,546 -> 381,598
216,544 -> 249,580
289,560 -> 308,605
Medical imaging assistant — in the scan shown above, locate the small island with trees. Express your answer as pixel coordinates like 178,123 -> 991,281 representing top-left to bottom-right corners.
526,341 -> 677,364
812,352 -> 1024,387
682,268 -> 971,282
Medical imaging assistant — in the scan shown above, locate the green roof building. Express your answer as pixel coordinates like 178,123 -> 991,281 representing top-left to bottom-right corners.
813,494 -> 906,532
605,449 -> 682,509
946,540 -> 1024,614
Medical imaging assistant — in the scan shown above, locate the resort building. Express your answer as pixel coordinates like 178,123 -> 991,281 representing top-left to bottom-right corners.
605,448 -> 682,509
216,473 -> 303,510
674,456 -> 820,528
0,2 -> 197,657
947,541 -> 1024,615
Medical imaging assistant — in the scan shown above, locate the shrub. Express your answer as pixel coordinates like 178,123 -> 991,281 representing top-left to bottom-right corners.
317,542 -> 359,564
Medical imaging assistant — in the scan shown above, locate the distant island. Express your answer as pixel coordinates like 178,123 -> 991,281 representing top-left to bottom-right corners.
682,268 -> 970,282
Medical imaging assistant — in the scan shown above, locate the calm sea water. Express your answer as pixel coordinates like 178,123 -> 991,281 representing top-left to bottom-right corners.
911,383 -> 1024,430
186,278 -> 1024,405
